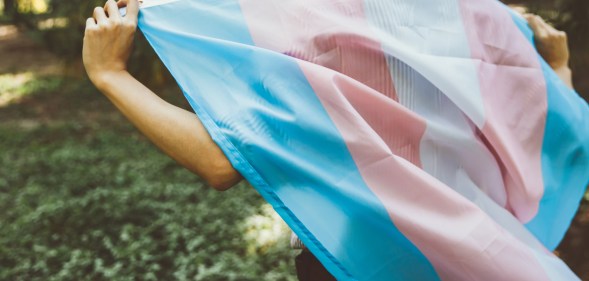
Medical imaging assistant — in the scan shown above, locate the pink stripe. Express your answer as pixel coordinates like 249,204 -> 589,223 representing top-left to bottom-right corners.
321,65 -> 425,165
458,0 -> 547,223
238,0 -> 397,101
300,60 -> 551,281
238,0 -> 552,279
238,0 -> 420,164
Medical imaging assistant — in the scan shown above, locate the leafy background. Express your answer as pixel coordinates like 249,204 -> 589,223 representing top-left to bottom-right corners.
0,0 -> 587,280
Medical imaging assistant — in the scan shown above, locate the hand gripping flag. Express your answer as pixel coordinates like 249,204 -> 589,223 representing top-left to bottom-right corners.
134,0 -> 589,280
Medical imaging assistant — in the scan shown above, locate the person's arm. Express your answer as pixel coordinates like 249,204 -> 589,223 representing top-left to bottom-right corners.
83,0 -> 242,190
524,14 -> 574,89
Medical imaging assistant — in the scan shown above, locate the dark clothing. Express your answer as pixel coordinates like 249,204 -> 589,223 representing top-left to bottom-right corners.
295,249 -> 337,281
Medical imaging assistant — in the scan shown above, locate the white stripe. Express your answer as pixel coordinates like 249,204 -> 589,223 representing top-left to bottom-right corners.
533,251 -> 581,281
140,0 -> 181,9
364,0 -> 486,128
387,55 -> 548,249
387,47 -> 578,281
119,0 -> 180,16
364,0 -> 544,251
365,1 -> 578,279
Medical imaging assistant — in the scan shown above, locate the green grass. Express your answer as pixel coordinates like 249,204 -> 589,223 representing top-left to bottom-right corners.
0,77 -> 296,280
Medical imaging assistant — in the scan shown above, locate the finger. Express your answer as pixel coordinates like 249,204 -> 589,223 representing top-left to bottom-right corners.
116,0 -> 141,7
542,20 -> 562,35
104,0 -> 121,20
118,0 -> 139,23
86,17 -> 97,29
532,15 -> 554,32
535,17 -> 567,39
536,15 -> 553,30
93,7 -> 108,25
524,14 -> 540,31
526,15 -> 548,38
546,25 -> 561,37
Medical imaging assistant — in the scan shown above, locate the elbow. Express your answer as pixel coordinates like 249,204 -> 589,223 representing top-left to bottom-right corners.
201,159 -> 242,191
206,175 -> 241,191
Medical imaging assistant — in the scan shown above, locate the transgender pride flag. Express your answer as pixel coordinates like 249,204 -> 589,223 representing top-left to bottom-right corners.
135,0 -> 589,279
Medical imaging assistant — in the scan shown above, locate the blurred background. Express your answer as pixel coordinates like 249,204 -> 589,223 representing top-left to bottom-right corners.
0,0 -> 587,280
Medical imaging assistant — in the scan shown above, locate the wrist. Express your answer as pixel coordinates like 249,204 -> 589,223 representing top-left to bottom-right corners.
553,65 -> 572,75
547,58 -> 569,71
553,65 -> 574,90
88,70 -> 130,91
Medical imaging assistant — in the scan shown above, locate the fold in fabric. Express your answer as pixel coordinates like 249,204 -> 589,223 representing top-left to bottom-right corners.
136,0 -> 589,280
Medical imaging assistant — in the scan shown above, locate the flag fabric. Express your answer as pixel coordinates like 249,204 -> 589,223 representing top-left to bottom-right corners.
135,0 -> 589,280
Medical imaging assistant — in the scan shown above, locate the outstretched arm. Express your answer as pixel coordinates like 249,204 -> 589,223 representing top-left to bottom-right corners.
83,0 -> 242,190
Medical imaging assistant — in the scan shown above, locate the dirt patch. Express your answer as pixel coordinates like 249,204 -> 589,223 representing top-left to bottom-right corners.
0,24 -> 62,76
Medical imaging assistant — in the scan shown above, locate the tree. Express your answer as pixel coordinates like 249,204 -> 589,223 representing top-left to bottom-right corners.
3,0 -> 16,19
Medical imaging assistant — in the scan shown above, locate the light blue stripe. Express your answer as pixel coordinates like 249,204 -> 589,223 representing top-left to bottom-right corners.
138,0 -> 439,280
508,9 -> 589,250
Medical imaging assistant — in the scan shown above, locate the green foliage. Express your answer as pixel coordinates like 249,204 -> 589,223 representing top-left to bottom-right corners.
0,79 -> 296,280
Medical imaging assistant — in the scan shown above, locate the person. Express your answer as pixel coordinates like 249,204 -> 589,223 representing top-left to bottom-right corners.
82,1 -> 575,280
83,0 -> 242,192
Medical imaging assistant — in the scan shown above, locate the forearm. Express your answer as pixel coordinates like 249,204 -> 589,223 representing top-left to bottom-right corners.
93,71 -> 242,190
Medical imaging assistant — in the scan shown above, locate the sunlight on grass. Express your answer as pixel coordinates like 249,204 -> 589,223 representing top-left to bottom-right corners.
0,72 -> 35,107
243,204 -> 290,254
0,72 -> 61,107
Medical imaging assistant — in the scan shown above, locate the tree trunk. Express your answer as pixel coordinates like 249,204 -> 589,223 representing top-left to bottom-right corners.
3,0 -> 20,24
3,0 -> 15,16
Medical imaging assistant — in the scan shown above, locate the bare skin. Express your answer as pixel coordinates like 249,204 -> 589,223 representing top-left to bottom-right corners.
82,1 -> 575,191
83,0 -> 242,190
523,13 -> 574,89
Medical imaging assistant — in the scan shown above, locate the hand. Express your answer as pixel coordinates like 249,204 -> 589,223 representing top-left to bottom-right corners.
523,13 -> 573,89
83,0 -> 140,88
523,14 -> 570,70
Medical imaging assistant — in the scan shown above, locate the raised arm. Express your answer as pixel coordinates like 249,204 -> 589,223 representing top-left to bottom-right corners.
82,0 -> 242,190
